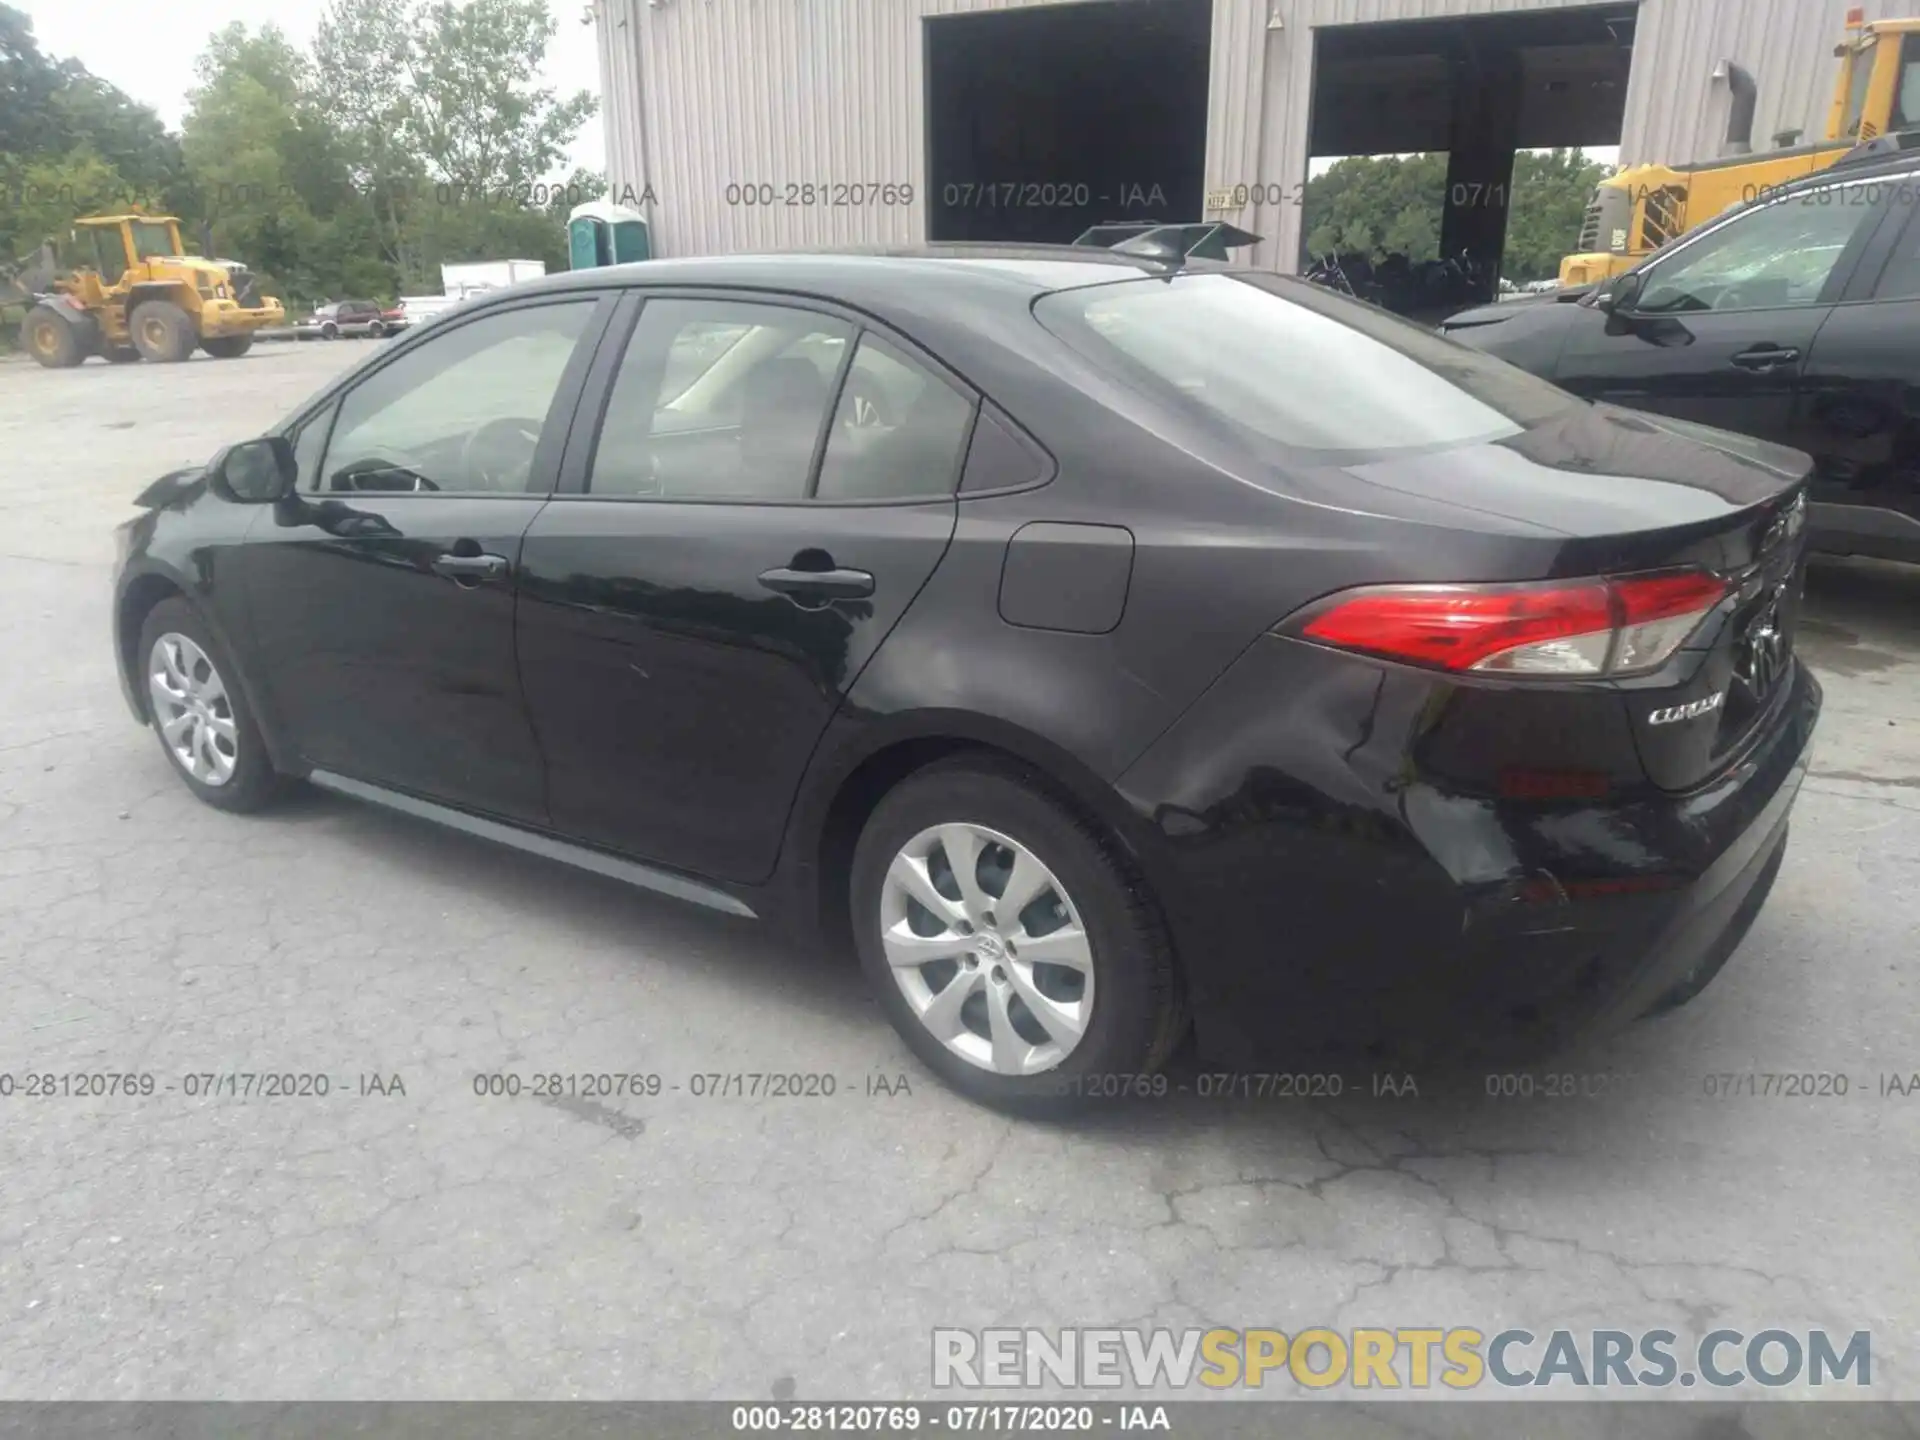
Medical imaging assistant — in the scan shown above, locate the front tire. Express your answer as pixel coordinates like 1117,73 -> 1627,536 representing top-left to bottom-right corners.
130,302 -> 196,363
137,598 -> 285,813
21,307 -> 83,368
850,757 -> 1184,1111
201,334 -> 253,358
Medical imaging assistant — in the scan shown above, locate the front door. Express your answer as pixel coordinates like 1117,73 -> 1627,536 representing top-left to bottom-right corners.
517,294 -> 977,884
242,295 -> 609,823
1796,191 -> 1920,551
1555,178 -> 1891,450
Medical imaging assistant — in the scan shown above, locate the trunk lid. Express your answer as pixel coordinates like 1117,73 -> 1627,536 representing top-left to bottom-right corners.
1321,405 -> 1812,794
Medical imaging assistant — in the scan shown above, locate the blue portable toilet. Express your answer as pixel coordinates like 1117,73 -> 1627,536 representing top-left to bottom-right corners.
568,200 -> 651,269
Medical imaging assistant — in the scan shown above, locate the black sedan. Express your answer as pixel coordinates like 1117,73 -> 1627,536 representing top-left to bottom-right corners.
1443,151 -> 1920,566
111,249 -> 1821,1108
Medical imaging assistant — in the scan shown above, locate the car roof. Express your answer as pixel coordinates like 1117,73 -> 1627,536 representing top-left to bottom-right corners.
1772,140 -> 1920,196
499,245 -> 1232,321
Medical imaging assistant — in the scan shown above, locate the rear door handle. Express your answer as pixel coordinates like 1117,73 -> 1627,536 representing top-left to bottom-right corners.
1730,345 -> 1801,371
757,566 -> 875,601
431,551 -> 510,582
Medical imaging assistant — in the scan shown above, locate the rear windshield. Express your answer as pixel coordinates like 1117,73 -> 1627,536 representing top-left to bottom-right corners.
1034,272 -> 1580,461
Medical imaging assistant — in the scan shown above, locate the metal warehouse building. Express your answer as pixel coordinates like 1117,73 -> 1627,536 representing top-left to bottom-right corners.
591,0 -> 1920,278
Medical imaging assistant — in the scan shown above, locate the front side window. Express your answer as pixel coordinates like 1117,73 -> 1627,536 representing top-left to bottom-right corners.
130,221 -> 176,261
1843,39 -> 1878,136
588,298 -> 853,500
1870,195 -> 1920,300
289,405 -> 334,490
1635,189 -> 1872,314
1894,35 -> 1920,130
1036,271 -> 1578,460
84,228 -> 124,281
316,301 -> 593,495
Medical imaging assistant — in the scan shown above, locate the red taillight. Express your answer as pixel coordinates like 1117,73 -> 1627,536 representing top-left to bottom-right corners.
1294,570 -> 1728,678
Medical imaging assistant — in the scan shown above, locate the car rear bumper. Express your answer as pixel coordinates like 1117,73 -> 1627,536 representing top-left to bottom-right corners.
1115,642 -> 1822,1071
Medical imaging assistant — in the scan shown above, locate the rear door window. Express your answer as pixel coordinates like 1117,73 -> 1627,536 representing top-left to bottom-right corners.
815,335 -> 974,501
588,298 -> 853,500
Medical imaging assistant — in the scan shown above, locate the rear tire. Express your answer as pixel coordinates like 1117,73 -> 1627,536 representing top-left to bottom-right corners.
850,757 -> 1184,1112
136,598 -> 286,813
21,307 -> 83,368
201,334 -> 253,359
130,302 -> 196,363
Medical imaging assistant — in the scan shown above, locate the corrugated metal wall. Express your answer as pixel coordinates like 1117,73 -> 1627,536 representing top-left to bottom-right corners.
596,0 -> 1920,269
591,0 -> 1089,260
1620,0 -> 1920,163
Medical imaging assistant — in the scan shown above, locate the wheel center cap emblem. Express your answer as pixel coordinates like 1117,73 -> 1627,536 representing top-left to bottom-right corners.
976,932 -> 1005,962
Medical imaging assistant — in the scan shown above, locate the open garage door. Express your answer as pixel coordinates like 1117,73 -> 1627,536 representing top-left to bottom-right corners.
925,0 -> 1212,245
1305,5 -> 1636,315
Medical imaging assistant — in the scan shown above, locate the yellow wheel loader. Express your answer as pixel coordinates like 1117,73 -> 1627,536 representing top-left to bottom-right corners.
11,213 -> 285,368
1558,10 -> 1920,287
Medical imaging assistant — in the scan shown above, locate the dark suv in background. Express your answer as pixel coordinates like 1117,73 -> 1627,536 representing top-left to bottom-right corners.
1444,149 -> 1920,565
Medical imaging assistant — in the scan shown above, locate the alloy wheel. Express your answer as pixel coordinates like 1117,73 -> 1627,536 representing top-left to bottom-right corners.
878,822 -> 1094,1075
148,632 -> 238,786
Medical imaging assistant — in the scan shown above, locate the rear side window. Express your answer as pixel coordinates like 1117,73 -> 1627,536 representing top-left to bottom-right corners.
1035,272 -> 1578,460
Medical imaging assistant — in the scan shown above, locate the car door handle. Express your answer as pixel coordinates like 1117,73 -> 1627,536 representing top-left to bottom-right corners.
430,551 -> 510,582
757,565 -> 875,601
1729,345 -> 1801,371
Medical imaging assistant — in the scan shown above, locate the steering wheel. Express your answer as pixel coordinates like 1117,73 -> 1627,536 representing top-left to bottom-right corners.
460,417 -> 543,491
842,378 -> 894,432
331,454 -> 439,493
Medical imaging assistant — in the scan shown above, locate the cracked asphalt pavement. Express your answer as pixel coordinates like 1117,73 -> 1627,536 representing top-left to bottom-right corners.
1,343 -> 1916,1402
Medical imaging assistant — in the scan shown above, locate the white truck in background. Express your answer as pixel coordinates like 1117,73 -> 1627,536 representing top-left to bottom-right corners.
396,259 -> 548,331
440,259 -> 546,300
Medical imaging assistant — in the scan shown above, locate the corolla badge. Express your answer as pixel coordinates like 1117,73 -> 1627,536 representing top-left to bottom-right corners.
1648,691 -> 1725,726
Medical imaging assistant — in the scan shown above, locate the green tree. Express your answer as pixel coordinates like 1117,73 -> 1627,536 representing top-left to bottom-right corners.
312,0 -> 422,282
1503,148 -> 1613,283
1301,152 -> 1450,264
1301,148 -> 1613,285
182,23 -> 328,293
402,0 -> 597,200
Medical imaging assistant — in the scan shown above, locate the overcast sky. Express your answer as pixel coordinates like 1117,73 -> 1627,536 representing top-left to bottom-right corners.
17,0 -> 607,177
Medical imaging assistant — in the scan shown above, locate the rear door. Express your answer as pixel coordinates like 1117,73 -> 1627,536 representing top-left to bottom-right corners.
1793,184 -> 1920,556
242,294 -> 612,823
516,291 -> 976,884
1554,177 -> 1893,449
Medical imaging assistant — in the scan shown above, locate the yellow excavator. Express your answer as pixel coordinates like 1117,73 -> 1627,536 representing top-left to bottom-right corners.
10,212 -> 285,367
1558,10 -> 1920,287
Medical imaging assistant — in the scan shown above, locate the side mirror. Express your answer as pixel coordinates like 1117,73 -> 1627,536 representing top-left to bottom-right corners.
210,437 -> 297,503
1595,271 -> 1644,315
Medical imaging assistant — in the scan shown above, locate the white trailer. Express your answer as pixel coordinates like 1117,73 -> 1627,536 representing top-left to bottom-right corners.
438,259 -> 547,299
